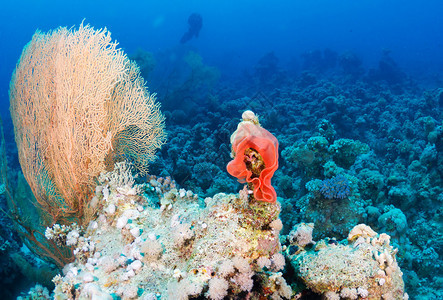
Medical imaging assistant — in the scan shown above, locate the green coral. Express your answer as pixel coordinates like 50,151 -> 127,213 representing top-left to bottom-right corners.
329,138 -> 370,168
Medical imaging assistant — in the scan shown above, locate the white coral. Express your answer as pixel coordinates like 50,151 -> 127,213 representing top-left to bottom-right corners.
66,230 -> 80,246
257,256 -> 272,269
357,287 -> 369,297
340,287 -> 358,299
172,223 -> 194,247
218,259 -> 235,277
232,256 -> 251,273
271,253 -> 286,271
141,239 -> 163,261
208,277 -> 229,300
323,291 -> 340,300
288,223 -> 314,247
348,224 -> 377,242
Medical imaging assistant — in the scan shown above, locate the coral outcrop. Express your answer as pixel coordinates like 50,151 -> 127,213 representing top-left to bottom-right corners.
286,223 -> 408,299
52,163 -> 291,299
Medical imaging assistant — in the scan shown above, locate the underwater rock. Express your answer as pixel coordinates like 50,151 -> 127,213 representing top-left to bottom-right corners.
287,224 -> 408,300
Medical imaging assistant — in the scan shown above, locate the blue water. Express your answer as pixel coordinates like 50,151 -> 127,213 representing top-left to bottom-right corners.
0,0 -> 442,299
1,0 -> 442,108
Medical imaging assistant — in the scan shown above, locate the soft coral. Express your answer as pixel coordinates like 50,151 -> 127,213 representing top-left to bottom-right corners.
227,112 -> 279,203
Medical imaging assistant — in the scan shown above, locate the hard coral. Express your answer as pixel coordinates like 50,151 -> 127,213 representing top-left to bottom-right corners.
288,224 -> 407,299
227,111 -> 279,202
320,174 -> 351,199
52,162 -> 288,299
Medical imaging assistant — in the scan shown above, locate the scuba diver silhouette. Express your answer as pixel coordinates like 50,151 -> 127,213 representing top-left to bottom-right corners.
180,13 -> 202,44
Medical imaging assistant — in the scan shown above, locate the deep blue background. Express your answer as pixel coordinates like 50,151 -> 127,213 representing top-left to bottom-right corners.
1,0 -> 442,123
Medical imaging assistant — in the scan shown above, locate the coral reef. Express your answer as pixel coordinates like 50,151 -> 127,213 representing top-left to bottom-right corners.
51,163 -> 291,299
286,224 -> 408,299
2,34 -> 441,299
